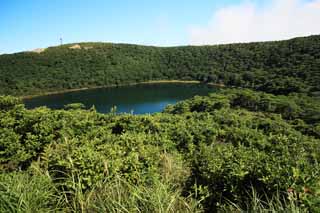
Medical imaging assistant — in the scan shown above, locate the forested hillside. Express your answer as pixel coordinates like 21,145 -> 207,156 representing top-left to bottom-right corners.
1,35 -> 320,96
1,89 -> 320,212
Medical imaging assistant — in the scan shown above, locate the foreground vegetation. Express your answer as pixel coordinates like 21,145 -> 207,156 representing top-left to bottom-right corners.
0,35 -> 319,97
1,89 -> 320,212
1,34 -> 320,211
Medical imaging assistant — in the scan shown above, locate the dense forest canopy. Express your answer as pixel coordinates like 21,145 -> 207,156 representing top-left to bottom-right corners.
0,35 -> 320,96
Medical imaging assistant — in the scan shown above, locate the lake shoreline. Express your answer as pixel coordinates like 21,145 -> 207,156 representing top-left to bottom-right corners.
21,80 -> 225,99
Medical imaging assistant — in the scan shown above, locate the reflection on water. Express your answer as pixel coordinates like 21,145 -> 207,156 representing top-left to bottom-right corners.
24,83 -> 217,114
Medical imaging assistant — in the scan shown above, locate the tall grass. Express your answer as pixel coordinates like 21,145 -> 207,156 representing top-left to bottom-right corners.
0,171 -> 202,212
219,187 -> 308,213
78,177 -> 202,213
0,171 -> 309,212
0,172 -> 62,213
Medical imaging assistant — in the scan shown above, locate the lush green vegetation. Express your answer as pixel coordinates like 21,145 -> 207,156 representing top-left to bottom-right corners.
0,35 -> 320,96
1,35 -> 320,211
1,88 -> 320,212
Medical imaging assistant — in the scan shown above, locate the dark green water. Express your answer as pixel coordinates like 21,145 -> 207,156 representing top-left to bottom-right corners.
24,83 -> 216,114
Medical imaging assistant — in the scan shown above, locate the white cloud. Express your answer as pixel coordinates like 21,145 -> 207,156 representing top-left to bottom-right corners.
189,0 -> 320,45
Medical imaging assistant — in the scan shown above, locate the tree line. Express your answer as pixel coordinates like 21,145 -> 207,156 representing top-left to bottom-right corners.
0,35 -> 319,96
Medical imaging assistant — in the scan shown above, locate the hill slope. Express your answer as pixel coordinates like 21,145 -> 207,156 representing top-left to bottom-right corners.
1,35 -> 320,96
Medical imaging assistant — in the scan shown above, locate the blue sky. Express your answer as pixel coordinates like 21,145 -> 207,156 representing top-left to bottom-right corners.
1,0 -> 319,53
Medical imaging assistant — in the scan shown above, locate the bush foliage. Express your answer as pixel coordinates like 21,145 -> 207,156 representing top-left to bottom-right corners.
1,89 -> 320,212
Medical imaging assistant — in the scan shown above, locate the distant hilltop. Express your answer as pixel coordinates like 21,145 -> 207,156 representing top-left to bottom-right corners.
0,35 -> 319,97
28,44 -> 95,54
30,48 -> 46,53
22,34 -> 320,53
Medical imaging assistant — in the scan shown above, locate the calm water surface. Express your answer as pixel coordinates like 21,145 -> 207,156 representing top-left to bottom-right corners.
24,83 -> 217,114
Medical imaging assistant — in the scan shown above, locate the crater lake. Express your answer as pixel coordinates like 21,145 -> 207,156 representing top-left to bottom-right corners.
24,83 -> 217,114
